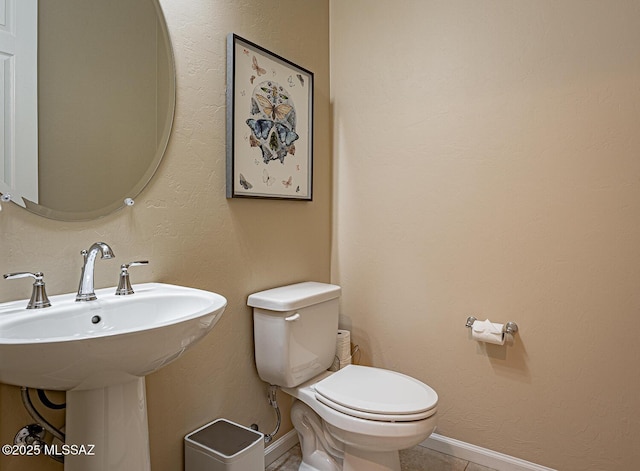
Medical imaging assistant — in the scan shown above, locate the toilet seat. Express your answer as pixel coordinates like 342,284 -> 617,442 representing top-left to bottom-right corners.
314,365 -> 438,422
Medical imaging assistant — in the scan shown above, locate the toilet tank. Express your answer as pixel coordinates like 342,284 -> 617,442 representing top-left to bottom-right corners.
248,282 -> 341,388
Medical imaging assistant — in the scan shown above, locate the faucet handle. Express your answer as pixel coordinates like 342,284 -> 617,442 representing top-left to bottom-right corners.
115,261 -> 149,296
3,272 -> 52,309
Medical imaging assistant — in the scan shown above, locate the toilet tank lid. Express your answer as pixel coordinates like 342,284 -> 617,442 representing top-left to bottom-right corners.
248,282 -> 341,311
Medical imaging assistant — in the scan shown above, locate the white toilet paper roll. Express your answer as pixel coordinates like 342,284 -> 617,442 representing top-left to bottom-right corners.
329,330 -> 352,371
471,319 -> 505,345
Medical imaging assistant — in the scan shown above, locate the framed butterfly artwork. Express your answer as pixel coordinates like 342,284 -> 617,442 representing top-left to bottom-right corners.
226,34 -> 314,200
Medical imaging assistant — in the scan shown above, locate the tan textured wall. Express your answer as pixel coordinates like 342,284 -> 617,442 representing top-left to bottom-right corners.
0,1 -> 330,470
331,1 -> 640,470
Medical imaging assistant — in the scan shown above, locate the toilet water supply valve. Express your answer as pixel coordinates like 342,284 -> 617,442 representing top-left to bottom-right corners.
252,385 -> 281,444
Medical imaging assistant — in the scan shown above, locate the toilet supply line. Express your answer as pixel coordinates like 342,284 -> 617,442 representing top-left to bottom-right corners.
260,385 -> 282,444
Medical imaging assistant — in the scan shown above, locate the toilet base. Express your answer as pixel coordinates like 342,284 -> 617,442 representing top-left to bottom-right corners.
291,400 -> 342,471
342,446 -> 400,471
290,400 -> 403,471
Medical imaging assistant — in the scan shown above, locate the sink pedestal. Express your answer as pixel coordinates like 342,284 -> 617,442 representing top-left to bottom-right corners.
65,378 -> 150,471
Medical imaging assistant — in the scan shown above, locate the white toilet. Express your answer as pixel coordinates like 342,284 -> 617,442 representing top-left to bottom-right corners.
248,282 -> 438,471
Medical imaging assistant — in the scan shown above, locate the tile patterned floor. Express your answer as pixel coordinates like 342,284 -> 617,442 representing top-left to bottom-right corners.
266,444 -> 497,471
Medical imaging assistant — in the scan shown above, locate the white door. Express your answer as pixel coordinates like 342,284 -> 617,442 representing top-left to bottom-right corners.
0,0 -> 38,207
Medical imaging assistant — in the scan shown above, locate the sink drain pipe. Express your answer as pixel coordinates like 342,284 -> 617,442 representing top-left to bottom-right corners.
20,387 -> 65,443
36,389 -> 66,410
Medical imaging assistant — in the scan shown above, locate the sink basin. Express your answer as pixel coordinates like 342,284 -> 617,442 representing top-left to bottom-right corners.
0,282 -> 226,471
0,282 -> 226,390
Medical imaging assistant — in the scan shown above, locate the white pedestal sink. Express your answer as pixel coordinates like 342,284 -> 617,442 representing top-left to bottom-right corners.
0,283 -> 226,471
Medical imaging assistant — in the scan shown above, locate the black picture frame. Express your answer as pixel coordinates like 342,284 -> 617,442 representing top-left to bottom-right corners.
226,34 -> 314,200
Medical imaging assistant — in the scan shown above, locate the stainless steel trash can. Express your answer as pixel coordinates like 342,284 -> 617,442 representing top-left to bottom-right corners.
185,419 -> 264,471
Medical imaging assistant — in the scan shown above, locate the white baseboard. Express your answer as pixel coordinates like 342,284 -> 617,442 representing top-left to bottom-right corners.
421,433 -> 556,471
264,429 -> 299,467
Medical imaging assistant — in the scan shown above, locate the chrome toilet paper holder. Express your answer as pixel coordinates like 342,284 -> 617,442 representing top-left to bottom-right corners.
465,316 -> 519,335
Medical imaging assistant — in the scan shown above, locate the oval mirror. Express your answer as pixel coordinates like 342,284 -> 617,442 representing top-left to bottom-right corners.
0,0 -> 175,221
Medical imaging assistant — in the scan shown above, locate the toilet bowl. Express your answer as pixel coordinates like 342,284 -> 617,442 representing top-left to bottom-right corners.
283,366 -> 437,471
249,282 -> 439,471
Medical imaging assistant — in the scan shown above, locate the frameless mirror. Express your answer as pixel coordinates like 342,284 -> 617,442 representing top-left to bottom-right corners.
0,0 -> 175,221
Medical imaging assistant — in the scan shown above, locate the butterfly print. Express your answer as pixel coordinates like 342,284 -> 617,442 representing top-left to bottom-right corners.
263,169 -> 275,186
252,56 -> 266,76
256,94 -> 293,121
275,123 -> 299,146
239,174 -> 252,190
246,118 -> 274,140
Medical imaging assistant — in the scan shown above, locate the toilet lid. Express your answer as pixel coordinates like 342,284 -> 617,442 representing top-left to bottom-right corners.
314,365 -> 438,422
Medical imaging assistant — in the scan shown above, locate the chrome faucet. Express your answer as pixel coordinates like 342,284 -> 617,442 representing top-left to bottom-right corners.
76,242 -> 115,301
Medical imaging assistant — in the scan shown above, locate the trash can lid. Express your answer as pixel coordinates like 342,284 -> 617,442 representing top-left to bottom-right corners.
186,419 -> 262,457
